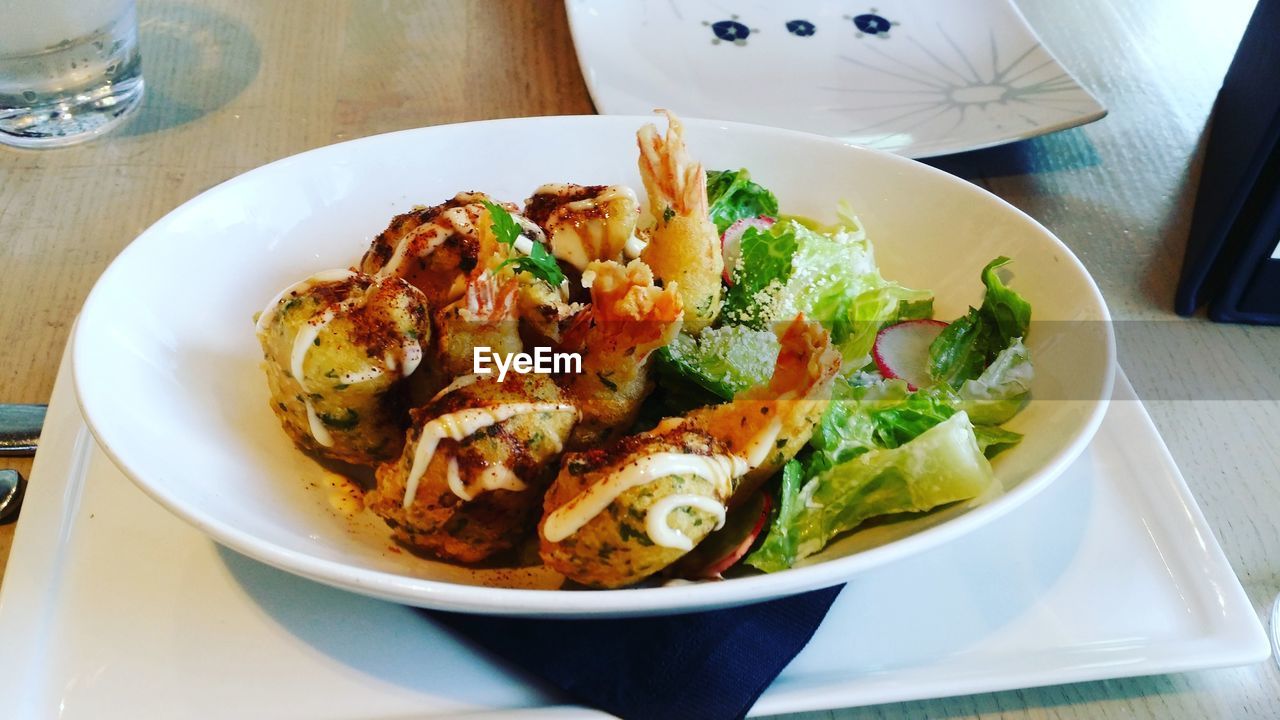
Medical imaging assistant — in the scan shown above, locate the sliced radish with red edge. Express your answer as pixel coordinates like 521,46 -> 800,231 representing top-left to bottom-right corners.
669,491 -> 771,579
721,216 -> 775,285
873,319 -> 948,391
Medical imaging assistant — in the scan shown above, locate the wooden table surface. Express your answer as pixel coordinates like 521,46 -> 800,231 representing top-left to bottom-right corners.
2,0 -> 1277,717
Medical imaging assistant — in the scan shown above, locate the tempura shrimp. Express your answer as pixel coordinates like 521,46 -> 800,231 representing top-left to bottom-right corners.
538,315 -> 841,588
637,110 -> 723,333
558,259 -> 684,448
684,315 -> 843,498
427,270 -> 522,397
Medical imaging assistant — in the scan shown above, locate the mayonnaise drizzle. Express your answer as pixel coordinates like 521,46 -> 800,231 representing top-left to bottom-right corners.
741,417 -> 783,468
403,403 -> 578,507
291,308 -> 340,448
645,494 -> 727,551
255,268 -> 356,331
430,373 -> 481,402
541,453 -> 748,543
378,221 -> 449,278
535,184 -> 639,271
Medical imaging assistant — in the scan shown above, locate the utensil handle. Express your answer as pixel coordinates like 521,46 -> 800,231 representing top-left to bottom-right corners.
0,404 -> 47,456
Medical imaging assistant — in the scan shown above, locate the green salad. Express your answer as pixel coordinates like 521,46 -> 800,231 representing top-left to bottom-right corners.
655,169 -> 1034,572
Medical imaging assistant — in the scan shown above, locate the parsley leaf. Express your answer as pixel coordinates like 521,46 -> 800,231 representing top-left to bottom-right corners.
481,199 -> 565,287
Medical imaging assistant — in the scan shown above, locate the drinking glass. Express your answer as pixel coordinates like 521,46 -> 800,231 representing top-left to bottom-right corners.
0,0 -> 145,148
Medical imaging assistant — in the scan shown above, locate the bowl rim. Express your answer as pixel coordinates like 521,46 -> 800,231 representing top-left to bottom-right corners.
72,114 -> 1116,617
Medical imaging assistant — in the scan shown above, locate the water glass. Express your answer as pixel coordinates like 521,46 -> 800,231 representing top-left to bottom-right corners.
0,0 -> 145,148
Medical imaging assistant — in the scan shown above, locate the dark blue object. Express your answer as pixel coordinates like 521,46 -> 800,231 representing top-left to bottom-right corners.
786,19 -> 816,37
711,19 -> 751,42
1176,0 -> 1280,323
427,585 -> 844,720
853,13 -> 891,35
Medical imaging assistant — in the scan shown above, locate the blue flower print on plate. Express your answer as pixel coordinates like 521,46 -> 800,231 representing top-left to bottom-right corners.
704,15 -> 757,46
846,8 -> 899,38
786,19 -> 816,37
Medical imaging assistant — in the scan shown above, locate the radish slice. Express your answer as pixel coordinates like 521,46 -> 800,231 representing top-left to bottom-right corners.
700,493 -> 771,577
721,216 -> 775,285
873,319 -> 948,390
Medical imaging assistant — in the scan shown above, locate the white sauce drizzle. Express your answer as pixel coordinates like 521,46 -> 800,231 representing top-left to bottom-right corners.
534,184 -> 638,270
290,308 -> 339,448
255,268 -> 356,331
430,373 -> 481,402
402,403 -> 578,507
378,221 -> 449,278
623,233 -> 647,260
741,417 -> 783,468
305,400 -> 334,448
541,453 -> 748,543
645,494 -> 727,551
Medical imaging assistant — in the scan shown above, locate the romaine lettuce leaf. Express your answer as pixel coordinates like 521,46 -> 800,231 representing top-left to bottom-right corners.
722,224 -> 799,327
725,217 -> 933,366
929,257 -> 1032,388
654,325 -> 781,401
706,169 -> 780,235
747,411 -> 994,571
957,337 -> 1032,425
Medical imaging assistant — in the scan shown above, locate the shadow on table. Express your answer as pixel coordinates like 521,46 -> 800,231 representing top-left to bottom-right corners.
122,0 -> 261,137
924,127 -> 1102,181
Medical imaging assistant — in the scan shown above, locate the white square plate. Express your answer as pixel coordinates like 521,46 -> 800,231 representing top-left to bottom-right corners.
0,359 -> 1266,718
566,0 -> 1107,158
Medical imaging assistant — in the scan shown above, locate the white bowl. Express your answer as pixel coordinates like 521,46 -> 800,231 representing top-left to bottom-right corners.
73,116 -> 1114,617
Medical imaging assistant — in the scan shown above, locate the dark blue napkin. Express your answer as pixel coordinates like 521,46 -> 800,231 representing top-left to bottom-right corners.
427,584 -> 843,720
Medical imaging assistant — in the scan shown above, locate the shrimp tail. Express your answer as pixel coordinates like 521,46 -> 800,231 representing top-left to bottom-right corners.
637,110 -> 723,333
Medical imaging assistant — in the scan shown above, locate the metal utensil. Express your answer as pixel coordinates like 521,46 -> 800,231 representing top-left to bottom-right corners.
0,403 -> 46,456
0,469 -> 24,523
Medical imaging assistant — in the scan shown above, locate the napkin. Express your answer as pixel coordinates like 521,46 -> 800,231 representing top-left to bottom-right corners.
428,584 -> 844,720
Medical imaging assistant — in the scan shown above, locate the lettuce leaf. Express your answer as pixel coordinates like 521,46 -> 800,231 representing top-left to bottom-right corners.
654,325 -> 781,401
706,169 -> 780,235
929,257 -> 1031,388
957,338 -> 1032,425
724,217 -> 933,366
747,412 -> 995,571
722,224 -> 799,327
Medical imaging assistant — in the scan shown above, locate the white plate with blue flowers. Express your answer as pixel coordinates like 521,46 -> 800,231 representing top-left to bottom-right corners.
566,0 -> 1106,158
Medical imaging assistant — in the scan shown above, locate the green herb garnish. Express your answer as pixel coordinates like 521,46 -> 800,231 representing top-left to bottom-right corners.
481,199 -> 565,287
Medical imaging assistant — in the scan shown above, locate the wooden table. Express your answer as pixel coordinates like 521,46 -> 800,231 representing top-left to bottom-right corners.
1,0 -> 1276,717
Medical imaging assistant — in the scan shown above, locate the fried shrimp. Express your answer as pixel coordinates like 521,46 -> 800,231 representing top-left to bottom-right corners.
559,259 -> 684,448
256,270 -> 430,465
523,183 -> 642,271
434,271 -> 522,381
538,314 -> 840,588
366,373 -> 579,563
637,110 -> 723,333
359,192 -> 503,309
684,315 -> 843,498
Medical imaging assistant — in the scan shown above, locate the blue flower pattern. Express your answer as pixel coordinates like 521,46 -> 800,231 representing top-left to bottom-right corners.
711,20 -> 750,42
707,10 -> 898,45
704,15 -> 758,46
852,13 -> 892,35
786,19 -> 816,37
